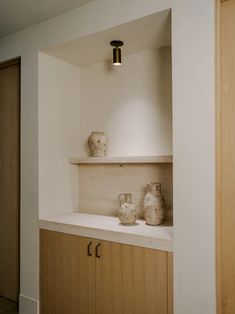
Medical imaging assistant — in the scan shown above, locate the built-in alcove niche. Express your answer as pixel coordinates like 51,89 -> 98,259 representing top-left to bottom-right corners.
38,9 -> 173,225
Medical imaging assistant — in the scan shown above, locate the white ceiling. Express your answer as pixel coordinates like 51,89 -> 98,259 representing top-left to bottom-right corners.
45,10 -> 171,67
0,0 -> 94,38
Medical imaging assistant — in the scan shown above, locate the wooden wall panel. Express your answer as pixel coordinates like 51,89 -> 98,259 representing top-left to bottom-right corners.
79,163 -> 173,223
217,1 -> 235,313
0,61 -> 20,302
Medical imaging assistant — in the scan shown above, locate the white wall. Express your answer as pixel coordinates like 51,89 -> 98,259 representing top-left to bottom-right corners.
19,51 -> 40,312
172,1 -> 216,313
0,1 -> 216,314
80,48 -> 172,157
39,53 -> 80,219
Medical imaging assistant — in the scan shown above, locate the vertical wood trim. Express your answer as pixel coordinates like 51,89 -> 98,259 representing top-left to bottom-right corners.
40,231 -> 44,314
217,0 -> 235,313
216,2 -> 223,313
167,253 -> 173,314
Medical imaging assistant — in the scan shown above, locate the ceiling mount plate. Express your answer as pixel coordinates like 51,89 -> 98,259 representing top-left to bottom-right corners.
110,40 -> 124,47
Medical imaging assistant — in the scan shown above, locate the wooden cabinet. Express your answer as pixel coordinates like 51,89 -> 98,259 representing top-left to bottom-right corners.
95,240 -> 170,314
40,230 -> 95,314
40,230 -> 173,314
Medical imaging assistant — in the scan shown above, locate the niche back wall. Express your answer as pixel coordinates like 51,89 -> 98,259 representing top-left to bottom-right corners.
80,47 -> 172,157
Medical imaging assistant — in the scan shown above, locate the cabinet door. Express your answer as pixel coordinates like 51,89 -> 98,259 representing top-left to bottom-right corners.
40,230 -> 95,314
95,240 -> 169,314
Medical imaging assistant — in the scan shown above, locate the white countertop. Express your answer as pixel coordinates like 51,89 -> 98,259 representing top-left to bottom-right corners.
39,212 -> 173,252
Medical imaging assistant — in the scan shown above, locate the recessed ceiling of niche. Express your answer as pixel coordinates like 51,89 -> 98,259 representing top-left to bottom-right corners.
44,9 -> 171,67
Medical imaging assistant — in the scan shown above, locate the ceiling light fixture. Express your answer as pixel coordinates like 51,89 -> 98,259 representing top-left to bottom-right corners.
110,40 -> 124,66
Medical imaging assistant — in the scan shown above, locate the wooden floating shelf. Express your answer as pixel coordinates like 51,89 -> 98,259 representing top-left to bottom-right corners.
69,155 -> 173,164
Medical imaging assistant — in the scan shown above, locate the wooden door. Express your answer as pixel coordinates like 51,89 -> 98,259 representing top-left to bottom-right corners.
40,230 -> 95,314
95,240 -> 171,314
0,59 -> 20,302
217,1 -> 235,313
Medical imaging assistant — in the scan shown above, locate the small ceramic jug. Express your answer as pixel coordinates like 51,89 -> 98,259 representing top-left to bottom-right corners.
143,183 -> 166,225
118,193 -> 136,225
88,131 -> 108,157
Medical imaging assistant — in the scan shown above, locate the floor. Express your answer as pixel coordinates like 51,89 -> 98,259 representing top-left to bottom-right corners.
0,297 -> 18,314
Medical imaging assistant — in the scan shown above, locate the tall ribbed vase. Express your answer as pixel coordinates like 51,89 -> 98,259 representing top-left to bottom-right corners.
143,183 -> 166,225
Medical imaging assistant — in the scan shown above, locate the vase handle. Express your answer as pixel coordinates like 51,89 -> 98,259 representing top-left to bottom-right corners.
119,193 -> 125,201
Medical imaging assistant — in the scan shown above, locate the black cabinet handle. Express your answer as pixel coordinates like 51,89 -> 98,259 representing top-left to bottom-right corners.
95,243 -> 101,258
87,241 -> 93,256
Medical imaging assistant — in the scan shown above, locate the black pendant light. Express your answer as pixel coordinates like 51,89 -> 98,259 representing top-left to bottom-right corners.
110,40 -> 124,66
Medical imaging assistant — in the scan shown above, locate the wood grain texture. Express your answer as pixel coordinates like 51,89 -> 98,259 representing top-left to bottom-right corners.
69,155 -> 173,164
167,253 -> 173,314
40,230 -> 95,314
79,163 -> 173,223
216,2 -> 223,314
40,231 -> 172,314
217,1 -> 235,313
0,61 -> 20,302
95,240 -> 168,314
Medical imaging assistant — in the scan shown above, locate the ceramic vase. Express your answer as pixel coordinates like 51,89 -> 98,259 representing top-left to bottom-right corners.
88,131 -> 108,157
143,182 -> 166,225
118,193 -> 136,225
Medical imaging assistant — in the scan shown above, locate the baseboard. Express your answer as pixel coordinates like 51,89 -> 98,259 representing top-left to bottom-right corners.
19,294 -> 39,314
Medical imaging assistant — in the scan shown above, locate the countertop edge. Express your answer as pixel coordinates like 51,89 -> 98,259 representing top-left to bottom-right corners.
39,219 -> 173,253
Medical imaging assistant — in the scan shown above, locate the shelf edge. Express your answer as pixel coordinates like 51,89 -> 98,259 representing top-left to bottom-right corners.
68,155 -> 173,164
